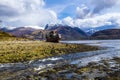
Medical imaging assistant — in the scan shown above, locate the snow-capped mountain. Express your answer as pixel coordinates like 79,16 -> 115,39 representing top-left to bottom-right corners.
85,24 -> 120,36
44,24 -> 88,40
44,24 -> 63,30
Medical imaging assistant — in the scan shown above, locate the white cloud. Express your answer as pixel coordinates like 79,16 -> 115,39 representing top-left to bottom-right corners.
62,16 -> 74,26
0,0 -> 120,30
62,13 -> 120,29
0,0 -> 58,28
91,0 -> 119,13
0,0 -> 45,13
24,25 -> 44,29
76,5 -> 90,19
77,13 -> 120,28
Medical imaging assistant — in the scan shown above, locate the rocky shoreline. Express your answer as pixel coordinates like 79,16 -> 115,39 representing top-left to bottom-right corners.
1,57 -> 119,80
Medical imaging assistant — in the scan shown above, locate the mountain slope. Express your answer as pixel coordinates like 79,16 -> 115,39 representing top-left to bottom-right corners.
0,30 -> 18,41
85,24 -> 118,36
24,30 -> 47,40
1,27 -> 36,37
0,30 -> 14,37
45,25 -> 88,40
1,27 -> 47,40
91,29 -> 120,39
1,25 -> 88,40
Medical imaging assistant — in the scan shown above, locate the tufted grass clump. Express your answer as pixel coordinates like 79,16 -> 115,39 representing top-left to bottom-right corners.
0,41 -> 99,63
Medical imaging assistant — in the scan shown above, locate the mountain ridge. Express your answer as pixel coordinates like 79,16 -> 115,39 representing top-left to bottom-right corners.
91,29 -> 120,39
1,24 -> 88,40
44,24 -> 88,40
1,24 -> 120,40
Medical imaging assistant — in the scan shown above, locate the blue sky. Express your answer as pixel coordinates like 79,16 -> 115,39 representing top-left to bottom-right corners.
45,0 -> 88,19
0,0 -> 120,30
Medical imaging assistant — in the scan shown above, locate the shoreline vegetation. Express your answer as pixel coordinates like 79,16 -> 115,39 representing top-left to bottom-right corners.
0,40 -> 99,63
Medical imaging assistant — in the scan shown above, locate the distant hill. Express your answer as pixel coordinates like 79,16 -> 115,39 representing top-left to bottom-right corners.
24,25 -> 88,40
85,24 -> 118,36
1,25 -> 88,40
91,29 -> 120,39
0,30 -> 14,37
0,30 -> 30,41
0,30 -> 17,41
1,27 -> 47,40
1,27 -> 36,37
45,24 -> 88,40
24,30 -> 48,40
2,26 -> 120,40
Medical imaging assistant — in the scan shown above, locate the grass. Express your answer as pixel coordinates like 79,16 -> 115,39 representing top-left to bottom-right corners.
0,40 -> 99,63
0,31 -> 99,63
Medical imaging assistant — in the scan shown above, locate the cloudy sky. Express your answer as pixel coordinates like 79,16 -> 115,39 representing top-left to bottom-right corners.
0,0 -> 120,29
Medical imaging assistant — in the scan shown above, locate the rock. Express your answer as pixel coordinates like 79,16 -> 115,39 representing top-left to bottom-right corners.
46,31 -> 61,43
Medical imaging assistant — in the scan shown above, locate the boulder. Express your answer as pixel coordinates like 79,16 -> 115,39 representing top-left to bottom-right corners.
46,31 -> 61,43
